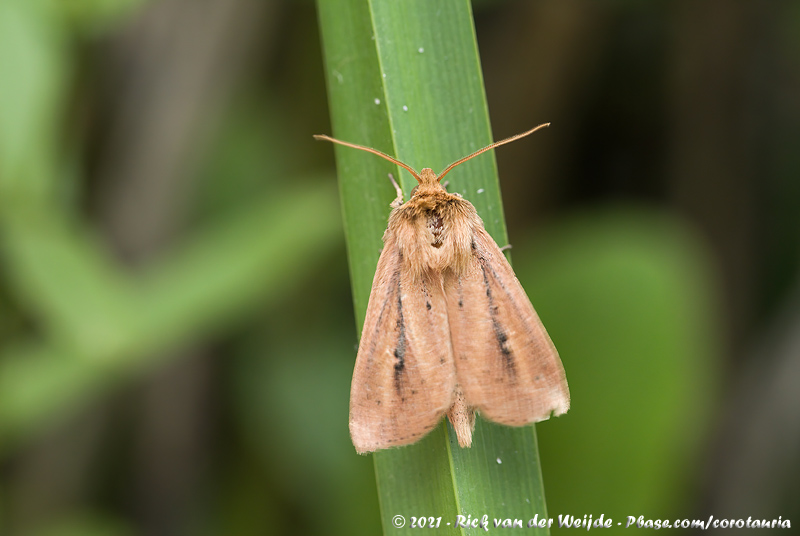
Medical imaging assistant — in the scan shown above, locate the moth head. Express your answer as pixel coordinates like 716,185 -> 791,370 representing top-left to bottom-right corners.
418,168 -> 439,187
406,168 -> 442,199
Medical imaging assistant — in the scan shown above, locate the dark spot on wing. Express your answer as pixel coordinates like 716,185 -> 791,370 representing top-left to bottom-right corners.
495,326 -> 508,345
393,278 -> 407,394
421,278 -> 432,311
493,319 -> 513,360
482,264 -> 516,377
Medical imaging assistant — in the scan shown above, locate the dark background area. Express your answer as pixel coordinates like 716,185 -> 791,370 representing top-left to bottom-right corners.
1,1 -> 798,535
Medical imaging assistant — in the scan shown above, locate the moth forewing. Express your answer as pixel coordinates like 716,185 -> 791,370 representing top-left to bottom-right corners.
349,230 -> 456,454
444,225 -> 569,426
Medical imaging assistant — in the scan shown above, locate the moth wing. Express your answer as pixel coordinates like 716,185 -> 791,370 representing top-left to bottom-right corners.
350,231 -> 456,453
445,226 -> 569,426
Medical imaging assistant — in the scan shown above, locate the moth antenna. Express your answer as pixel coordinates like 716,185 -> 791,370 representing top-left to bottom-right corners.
314,134 -> 422,183
437,123 -> 550,182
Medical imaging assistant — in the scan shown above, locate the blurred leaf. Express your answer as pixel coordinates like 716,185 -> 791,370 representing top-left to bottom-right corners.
192,92 -> 309,220
317,0 -> 554,533
231,323 -> 381,536
0,0 -> 67,205
2,214 -> 136,355
515,207 -> 720,533
135,182 -> 341,352
61,0 -> 149,33
0,183 -> 342,451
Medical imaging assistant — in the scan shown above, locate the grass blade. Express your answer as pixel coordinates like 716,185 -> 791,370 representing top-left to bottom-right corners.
316,0 -> 554,533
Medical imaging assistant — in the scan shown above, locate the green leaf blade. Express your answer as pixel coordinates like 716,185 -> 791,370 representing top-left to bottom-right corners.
317,0 -> 554,534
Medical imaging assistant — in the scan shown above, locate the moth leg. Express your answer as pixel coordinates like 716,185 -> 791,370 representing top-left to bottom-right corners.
388,173 -> 404,208
499,244 -> 513,252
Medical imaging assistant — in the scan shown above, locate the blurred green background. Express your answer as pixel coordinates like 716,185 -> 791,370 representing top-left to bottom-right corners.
1,0 -> 799,535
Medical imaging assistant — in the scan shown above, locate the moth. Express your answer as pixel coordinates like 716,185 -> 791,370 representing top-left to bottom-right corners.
315,124 -> 569,454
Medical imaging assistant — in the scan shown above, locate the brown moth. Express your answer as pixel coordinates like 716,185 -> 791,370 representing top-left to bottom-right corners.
315,124 -> 569,454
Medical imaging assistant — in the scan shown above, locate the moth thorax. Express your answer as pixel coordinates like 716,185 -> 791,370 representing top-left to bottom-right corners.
428,212 -> 444,248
